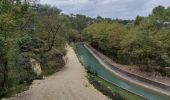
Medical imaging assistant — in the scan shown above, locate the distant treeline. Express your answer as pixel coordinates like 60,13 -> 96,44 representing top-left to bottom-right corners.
83,6 -> 170,76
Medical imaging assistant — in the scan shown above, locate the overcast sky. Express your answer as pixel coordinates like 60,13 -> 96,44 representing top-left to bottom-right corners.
40,0 -> 170,19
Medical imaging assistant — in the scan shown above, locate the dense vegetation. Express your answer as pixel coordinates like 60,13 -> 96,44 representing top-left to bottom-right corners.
1,0 -> 169,98
83,6 -> 170,75
0,0 -> 70,97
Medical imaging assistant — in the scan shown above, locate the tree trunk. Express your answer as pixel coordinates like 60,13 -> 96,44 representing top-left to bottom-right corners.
2,59 -> 8,90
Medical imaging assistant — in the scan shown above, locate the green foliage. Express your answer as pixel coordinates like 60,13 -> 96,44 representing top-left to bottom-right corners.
152,5 -> 165,15
83,5 -> 170,75
0,0 -> 45,97
67,28 -> 81,42
40,48 -> 65,76
69,14 -> 93,32
0,1 -> 67,98
119,28 -> 170,70
88,74 -> 143,100
96,77 -> 144,100
134,16 -> 144,26
0,1 -> 170,98
67,14 -> 133,43
84,22 -> 127,60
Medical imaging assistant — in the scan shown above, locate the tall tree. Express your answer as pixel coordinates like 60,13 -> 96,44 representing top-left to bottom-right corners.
0,0 -> 31,90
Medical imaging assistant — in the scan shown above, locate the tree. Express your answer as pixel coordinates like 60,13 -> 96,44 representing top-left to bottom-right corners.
152,5 -> 165,15
0,0 -> 31,91
0,1 -> 69,97
84,22 -> 127,60
35,5 -> 66,52
134,16 -> 144,26
96,16 -> 104,22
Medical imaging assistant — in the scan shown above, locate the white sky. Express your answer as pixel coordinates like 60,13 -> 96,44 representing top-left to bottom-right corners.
40,0 -> 170,19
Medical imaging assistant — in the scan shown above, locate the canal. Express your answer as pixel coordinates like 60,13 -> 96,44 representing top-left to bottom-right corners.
74,43 -> 170,100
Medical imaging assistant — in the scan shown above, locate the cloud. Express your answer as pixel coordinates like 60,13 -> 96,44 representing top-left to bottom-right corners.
40,0 -> 170,19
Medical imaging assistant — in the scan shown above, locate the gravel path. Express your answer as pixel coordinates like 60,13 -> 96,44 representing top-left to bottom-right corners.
7,45 -> 107,100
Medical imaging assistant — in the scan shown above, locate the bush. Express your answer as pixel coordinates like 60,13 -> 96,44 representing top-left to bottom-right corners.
89,76 -> 124,100
40,49 -> 66,76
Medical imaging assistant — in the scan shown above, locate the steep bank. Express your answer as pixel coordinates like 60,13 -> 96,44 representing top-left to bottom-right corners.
85,44 -> 170,97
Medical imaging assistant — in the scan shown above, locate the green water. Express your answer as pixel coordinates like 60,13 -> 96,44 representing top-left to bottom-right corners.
75,43 -> 170,100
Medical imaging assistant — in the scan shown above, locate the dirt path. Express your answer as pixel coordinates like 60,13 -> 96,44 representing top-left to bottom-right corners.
7,46 -> 107,100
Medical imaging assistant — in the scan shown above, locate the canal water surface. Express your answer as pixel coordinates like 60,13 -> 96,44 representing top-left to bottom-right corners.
75,43 -> 170,100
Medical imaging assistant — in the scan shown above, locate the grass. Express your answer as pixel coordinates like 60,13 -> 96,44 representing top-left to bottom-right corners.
0,84 -> 29,98
94,76 -> 144,100
41,65 -> 57,76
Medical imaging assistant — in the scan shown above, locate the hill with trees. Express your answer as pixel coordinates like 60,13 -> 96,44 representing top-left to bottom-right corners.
83,5 -> 170,76
0,0 -> 169,98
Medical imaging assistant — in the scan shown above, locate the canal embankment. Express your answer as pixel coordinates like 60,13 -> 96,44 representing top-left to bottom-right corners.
85,44 -> 170,97
73,43 -> 144,100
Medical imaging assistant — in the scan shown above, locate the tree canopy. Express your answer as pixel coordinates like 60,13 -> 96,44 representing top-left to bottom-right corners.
83,5 -> 170,75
